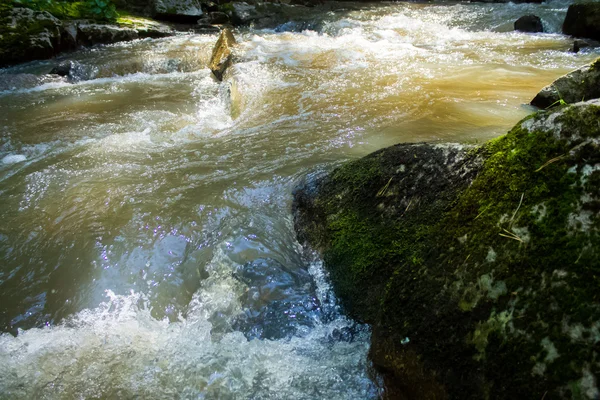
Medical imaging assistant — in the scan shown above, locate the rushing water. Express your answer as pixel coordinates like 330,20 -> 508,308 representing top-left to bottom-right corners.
0,1 -> 599,398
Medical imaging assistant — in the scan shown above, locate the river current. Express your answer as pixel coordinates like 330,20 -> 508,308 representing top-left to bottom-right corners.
0,1 -> 598,398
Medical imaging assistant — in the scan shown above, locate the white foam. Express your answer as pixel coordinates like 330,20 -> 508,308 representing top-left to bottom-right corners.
2,154 -> 26,164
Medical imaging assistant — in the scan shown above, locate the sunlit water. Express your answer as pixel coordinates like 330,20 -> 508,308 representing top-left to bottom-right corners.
0,1 -> 598,398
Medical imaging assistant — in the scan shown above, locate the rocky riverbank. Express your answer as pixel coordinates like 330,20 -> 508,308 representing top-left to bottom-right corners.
293,63 -> 600,399
4,0 -> 600,68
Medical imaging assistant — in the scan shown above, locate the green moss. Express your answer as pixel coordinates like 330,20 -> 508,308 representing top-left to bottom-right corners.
295,102 -> 600,399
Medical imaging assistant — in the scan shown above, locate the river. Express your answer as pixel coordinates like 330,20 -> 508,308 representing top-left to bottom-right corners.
0,1 -> 598,398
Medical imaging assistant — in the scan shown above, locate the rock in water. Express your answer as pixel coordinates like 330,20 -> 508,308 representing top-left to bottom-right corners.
514,15 -> 543,33
563,3 -> 600,41
531,57 -> 600,109
293,100 -> 600,399
49,61 -> 72,77
209,28 -> 236,81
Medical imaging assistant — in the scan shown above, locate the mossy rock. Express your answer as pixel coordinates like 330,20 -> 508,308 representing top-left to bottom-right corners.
531,57 -> 600,109
293,100 -> 600,399
0,7 -> 64,67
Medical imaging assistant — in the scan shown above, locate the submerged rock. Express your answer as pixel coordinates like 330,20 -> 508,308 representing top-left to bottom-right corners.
293,100 -> 600,399
231,258 -> 321,340
209,27 -> 236,81
563,3 -> 600,41
531,57 -> 600,109
514,15 -> 543,33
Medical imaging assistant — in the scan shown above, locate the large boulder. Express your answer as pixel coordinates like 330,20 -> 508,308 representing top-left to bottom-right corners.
531,58 -> 600,109
293,100 -> 600,399
563,3 -> 600,41
514,15 -> 543,33
0,7 -> 67,67
152,0 -> 204,23
209,27 -> 236,81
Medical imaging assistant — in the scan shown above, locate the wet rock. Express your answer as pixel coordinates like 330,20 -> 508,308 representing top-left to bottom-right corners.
153,0 -> 204,23
293,100 -> 600,399
228,2 -> 258,26
514,15 -> 543,33
531,57 -> 600,109
231,258 -> 320,340
203,1 -> 220,13
48,60 -> 86,81
563,3 -> 600,41
570,39 -> 600,53
208,11 -> 230,25
49,60 -> 73,76
195,23 -> 221,34
0,8 -> 64,67
223,2 -> 306,28
209,27 -> 236,81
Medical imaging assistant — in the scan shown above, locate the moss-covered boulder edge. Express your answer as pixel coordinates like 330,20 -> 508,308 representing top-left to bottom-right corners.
293,100 -> 600,399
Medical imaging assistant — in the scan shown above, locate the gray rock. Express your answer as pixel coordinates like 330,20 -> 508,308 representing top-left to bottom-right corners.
531,58 -> 600,108
514,15 -> 543,33
153,0 -> 204,23
563,3 -> 600,41
0,8 -> 63,66
76,23 -> 139,46
229,2 -> 259,25
195,23 -> 221,34
49,60 -> 73,76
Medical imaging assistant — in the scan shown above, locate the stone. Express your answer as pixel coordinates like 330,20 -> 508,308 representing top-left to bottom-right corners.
228,2 -> 258,25
570,39 -> 600,53
531,57 -> 600,109
209,27 -> 236,81
293,100 -> 600,399
195,23 -> 221,34
0,7 -> 63,67
153,0 -> 204,23
76,23 -> 139,46
563,3 -> 600,41
49,60 -> 74,76
514,15 -> 543,33
208,11 -> 230,25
